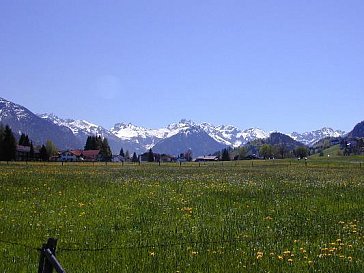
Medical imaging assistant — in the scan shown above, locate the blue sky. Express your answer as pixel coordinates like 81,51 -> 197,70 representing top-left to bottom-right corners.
1,0 -> 363,133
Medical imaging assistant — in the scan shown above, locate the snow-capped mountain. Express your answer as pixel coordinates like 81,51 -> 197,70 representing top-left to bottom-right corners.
111,118 -> 269,149
0,97 -> 81,149
152,125 -> 226,156
38,113 -> 115,140
110,122 -> 172,150
38,113 -> 143,154
289,128 -> 346,146
1,97 -> 349,155
200,123 -> 269,147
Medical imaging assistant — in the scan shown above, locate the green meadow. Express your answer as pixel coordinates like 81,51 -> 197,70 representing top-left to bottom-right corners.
0,159 -> 363,272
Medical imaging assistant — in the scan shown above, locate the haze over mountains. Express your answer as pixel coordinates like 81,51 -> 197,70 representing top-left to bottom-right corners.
0,97 -> 349,156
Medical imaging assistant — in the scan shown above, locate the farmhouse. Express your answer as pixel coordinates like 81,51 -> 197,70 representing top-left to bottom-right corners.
59,149 -> 101,161
194,155 -> 219,162
16,145 -> 30,161
59,150 -> 82,161
81,150 -> 101,161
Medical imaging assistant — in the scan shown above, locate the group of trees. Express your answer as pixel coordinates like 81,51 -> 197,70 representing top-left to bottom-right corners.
85,135 -> 112,161
119,147 -> 138,162
218,143 -> 310,161
0,125 -> 55,162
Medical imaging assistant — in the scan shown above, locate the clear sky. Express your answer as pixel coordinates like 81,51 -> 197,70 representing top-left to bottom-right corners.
1,0 -> 363,133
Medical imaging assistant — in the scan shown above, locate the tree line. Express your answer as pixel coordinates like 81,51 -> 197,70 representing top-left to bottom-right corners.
0,123 -> 114,162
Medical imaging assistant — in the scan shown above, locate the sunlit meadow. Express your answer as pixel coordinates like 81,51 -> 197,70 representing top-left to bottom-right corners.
0,159 -> 363,272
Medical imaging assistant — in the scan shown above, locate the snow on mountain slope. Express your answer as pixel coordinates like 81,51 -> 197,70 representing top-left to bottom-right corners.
38,113 -> 127,153
38,113 -> 111,137
38,112 -> 346,152
0,98 -> 81,149
289,127 -> 345,146
200,123 -> 269,147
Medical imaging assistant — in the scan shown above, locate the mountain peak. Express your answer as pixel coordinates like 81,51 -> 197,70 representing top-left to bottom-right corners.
289,127 -> 345,146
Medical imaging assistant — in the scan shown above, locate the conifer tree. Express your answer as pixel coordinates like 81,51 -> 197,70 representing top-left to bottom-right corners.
19,133 -> 31,146
148,148 -> 154,162
221,148 -> 230,161
29,142 -> 34,160
1,125 -> 17,161
19,133 -> 25,145
119,148 -> 125,157
132,152 -> 138,162
39,145 -> 48,161
84,136 -> 92,150
100,138 -> 112,161
0,124 -> 4,159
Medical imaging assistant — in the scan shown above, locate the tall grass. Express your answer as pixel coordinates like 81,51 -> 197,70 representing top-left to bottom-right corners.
0,160 -> 363,272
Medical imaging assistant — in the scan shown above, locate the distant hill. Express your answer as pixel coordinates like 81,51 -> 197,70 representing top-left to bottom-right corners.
267,132 -> 305,149
347,120 -> 364,138
242,132 -> 306,158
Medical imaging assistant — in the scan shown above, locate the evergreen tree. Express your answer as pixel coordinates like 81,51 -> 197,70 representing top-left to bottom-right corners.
148,148 -> 154,162
19,133 -> 31,146
97,136 -> 102,149
125,150 -> 130,160
24,135 -> 30,146
39,145 -> 48,161
85,135 -> 104,150
132,152 -> 138,163
29,142 -> 35,160
19,133 -> 25,145
0,124 -> 4,159
84,136 -> 92,150
1,125 -> 17,161
221,148 -> 230,161
100,138 -> 112,161
119,148 -> 125,157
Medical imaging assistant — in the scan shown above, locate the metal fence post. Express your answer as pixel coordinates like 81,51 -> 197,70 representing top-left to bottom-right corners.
38,238 -> 57,273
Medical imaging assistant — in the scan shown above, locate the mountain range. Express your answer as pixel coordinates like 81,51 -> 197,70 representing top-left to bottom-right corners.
0,97 -> 349,156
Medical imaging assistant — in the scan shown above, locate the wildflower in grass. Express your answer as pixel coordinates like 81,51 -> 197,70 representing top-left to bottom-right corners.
287,258 -> 293,263
348,256 -> 353,262
149,251 -> 156,257
277,255 -> 283,260
283,250 -> 291,256
256,251 -> 263,260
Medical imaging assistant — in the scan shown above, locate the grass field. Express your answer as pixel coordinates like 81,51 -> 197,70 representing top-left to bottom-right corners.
0,159 -> 363,272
